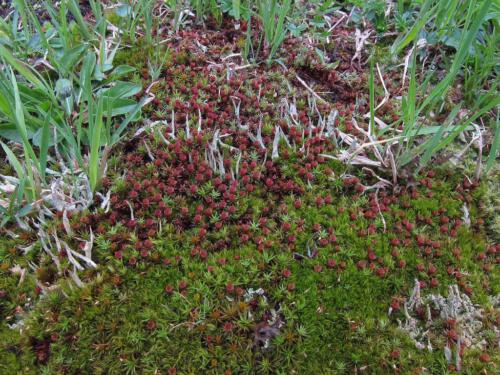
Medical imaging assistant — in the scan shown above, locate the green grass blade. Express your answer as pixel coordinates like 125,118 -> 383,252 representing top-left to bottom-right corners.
419,0 -> 492,112
89,96 -> 104,192
369,57 -> 375,136
80,51 -> 97,104
12,0 -> 31,38
66,0 -> 92,40
233,0 -> 241,22
430,96 -> 500,159
244,11 -> 253,61
0,141 -> 25,179
9,69 -> 37,162
39,112 -> 50,184
397,42 -> 418,161
273,0 -> 290,46
391,0 -> 435,55
485,111 -> 499,172
0,44 -> 44,89
88,0 -> 104,28
403,44 -> 417,137
417,107 -> 460,170
111,96 -> 147,144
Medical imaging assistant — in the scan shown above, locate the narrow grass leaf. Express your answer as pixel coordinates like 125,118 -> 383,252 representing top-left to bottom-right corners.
66,0 -> 92,40
0,44 -> 44,89
0,141 -> 24,179
391,0 -> 435,55
369,57 -> 375,136
39,112 -> 50,183
485,111 -> 499,172
419,0 -> 492,112
89,97 -> 104,192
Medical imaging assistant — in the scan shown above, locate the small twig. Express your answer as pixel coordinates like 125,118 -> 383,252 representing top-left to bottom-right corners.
472,124 -> 483,181
295,75 -> 327,103
233,63 -> 255,71
143,140 -> 155,161
374,64 -> 390,111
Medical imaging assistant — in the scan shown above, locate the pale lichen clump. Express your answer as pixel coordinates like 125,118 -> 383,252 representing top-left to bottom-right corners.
397,280 -> 499,371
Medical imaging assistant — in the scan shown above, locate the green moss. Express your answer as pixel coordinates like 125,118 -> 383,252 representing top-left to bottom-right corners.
1,169 -> 496,374
113,46 -> 149,72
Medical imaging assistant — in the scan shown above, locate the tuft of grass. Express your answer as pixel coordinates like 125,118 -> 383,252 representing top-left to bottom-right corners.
0,1 -> 147,211
390,0 -> 498,174
257,0 -> 293,63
